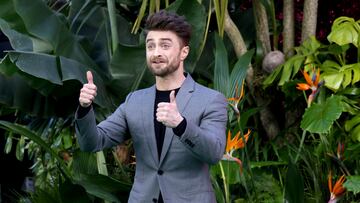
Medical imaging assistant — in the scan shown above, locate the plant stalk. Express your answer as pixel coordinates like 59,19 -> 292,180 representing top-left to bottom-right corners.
295,130 -> 307,162
107,0 -> 118,54
219,162 -> 230,203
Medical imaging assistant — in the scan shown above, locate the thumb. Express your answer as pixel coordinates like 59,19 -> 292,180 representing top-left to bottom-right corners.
169,90 -> 176,104
87,71 -> 94,84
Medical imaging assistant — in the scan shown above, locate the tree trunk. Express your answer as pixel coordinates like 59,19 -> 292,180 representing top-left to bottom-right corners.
252,0 -> 271,55
224,9 -> 280,139
301,0 -> 318,42
283,0 -> 295,57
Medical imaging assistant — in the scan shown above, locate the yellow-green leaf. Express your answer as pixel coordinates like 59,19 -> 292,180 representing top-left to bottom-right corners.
323,72 -> 344,91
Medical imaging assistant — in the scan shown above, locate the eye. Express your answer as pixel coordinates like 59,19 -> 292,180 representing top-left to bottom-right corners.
162,44 -> 170,49
147,44 -> 155,50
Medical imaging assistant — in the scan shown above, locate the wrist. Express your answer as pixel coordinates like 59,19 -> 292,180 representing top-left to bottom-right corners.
176,114 -> 184,126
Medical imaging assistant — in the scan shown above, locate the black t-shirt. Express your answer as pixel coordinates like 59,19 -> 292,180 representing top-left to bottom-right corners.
154,87 -> 187,159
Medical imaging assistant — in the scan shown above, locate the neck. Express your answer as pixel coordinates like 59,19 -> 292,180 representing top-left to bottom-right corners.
155,68 -> 186,91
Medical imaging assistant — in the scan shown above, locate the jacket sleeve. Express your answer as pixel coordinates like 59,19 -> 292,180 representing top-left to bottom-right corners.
179,92 -> 228,165
74,94 -> 131,152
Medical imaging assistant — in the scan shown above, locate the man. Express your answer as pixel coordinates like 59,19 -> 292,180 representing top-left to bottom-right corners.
75,10 -> 227,203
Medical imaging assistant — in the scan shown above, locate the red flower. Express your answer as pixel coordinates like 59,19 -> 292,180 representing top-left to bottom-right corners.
328,172 -> 346,203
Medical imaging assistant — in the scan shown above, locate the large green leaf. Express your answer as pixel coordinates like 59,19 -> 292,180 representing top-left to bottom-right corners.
322,63 -> 360,91
229,49 -> 254,98
345,114 -> 360,132
75,173 -> 131,203
350,124 -> 360,142
0,73 -> 68,117
300,95 -> 344,133
0,0 -> 115,115
211,160 -> 241,185
285,162 -> 304,203
71,150 -> 98,177
109,44 -> 153,104
68,0 -> 139,71
8,51 -> 60,96
0,51 -> 111,114
327,17 -> 360,47
59,180 -> 92,203
12,0 -> 98,69
213,33 -> 229,96
322,71 -> 344,91
344,175 -> 360,195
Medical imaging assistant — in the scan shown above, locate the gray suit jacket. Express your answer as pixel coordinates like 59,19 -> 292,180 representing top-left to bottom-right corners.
75,74 -> 227,203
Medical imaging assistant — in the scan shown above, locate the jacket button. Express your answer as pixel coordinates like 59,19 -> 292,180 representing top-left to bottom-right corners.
152,198 -> 157,202
157,170 -> 164,175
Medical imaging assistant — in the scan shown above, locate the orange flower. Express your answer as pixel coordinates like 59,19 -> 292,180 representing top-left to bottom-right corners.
228,81 -> 245,115
328,172 -> 346,203
296,68 -> 323,106
222,129 -> 251,172
225,130 -> 250,156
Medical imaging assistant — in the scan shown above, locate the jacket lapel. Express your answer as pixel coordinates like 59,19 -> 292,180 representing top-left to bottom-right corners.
159,74 -> 195,166
142,85 -> 159,165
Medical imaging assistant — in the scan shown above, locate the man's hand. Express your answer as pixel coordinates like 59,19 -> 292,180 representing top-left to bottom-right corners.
156,90 -> 183,128
79,71 -> 97,108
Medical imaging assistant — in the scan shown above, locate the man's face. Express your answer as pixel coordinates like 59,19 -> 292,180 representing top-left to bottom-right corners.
146,31 -> 189,77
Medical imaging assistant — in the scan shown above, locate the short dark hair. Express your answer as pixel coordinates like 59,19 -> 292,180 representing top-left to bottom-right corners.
144,10 -> 192,46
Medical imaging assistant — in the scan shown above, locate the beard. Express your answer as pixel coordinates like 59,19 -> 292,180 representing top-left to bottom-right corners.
147,57 -> 181,77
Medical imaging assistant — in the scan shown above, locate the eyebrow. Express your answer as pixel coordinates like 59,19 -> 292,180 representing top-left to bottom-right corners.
146,38 -> 173,43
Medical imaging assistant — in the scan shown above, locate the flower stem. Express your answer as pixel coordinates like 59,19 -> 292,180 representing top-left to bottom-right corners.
219,161 -> 230,203
295,130 -> 307,162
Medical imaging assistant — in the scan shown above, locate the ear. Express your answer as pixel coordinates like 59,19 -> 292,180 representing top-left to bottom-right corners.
180,46 -> 190,61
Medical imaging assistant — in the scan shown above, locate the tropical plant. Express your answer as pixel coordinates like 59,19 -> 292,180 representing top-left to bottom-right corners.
262,16 -> 360,202
1,0 -> 360,202
0,0 -> 206,201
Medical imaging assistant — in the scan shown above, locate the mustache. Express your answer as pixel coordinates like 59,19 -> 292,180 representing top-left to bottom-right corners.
150,56 -> 166,61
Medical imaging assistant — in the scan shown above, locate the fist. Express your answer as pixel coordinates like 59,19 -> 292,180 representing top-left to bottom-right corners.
156,90 -> 183,128
79,71 -> 97,107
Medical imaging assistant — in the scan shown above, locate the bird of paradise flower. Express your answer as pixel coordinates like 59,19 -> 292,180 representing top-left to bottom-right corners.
222,129 -> 251,170
296,67 -> 324,107
328,172 -> 346,203
220,129 -> 251,203
228,81 -> 245,116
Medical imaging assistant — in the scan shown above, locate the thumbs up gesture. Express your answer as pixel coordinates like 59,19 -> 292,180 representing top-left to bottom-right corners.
79,71 -> 97,108
156,90 -> 183,128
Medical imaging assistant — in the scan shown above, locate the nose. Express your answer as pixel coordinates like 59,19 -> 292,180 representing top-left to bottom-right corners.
153,46 -> 162,57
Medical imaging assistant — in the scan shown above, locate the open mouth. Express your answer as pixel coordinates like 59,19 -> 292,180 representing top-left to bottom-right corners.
152,60 -> 166,64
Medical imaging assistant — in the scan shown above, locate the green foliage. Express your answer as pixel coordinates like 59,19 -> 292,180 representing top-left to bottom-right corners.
251,171 -> 283,203
213,33 -> 254,98
0,0 -> 208,202
345,113 -> 360,142
327,17 -> 360,47
263,36 -> 321,87
0,120 -> 71,178
300,95 -> 344,133
344,176 -> 360,195
285,162 -> 304,203
322,61 -> 360,91
211,160 -> 241,185
1,0 -> 360,202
